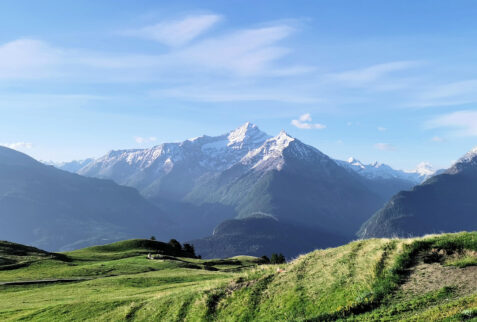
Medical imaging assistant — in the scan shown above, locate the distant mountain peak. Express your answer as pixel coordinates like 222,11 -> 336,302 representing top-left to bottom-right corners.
414,162 -> 435,176
227,122 -> 268,147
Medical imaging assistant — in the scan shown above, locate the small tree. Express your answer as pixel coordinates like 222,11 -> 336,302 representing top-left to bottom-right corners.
150,236 -> 156,241
182,243 -> 196,257
168,239 -> 182,252
270,253 -> 286,264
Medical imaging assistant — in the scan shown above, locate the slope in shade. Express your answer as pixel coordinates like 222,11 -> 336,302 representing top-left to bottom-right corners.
0,146 -> 172,251
191,215 -> 348,259
359,146 -> 477,238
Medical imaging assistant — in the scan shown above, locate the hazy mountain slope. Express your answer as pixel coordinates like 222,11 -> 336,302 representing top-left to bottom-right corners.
0,146 -> 172,251
359,147 -> 477,238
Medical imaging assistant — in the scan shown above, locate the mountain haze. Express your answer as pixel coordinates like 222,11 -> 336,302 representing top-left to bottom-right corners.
0,146 -> 172,251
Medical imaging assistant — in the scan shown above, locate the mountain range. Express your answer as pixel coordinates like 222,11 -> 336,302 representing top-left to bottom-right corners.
5,122 -> 474,258
59,123 -> 406,256
336,158 -> 436,183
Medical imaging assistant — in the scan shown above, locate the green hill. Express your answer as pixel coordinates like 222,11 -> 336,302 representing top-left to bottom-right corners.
0,232 -> 475,321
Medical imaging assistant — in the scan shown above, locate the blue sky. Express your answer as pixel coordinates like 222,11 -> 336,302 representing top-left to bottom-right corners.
1,0 -> 476,170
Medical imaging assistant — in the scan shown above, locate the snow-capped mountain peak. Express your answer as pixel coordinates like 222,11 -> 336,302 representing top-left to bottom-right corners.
447,146 -> 477,174
227,122 -> 269,148
79,123 -> 272,181
240,131 -> 328,171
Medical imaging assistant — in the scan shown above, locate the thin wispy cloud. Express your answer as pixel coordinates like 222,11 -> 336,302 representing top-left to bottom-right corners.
412,79 -> 477,107
426,110 -> 477,136
291,113 -> 326,129
0,39 -> 63,79
328,61 -> 420,87
374,143 -> 396,151
0,20 -> 308,82
377,126 -> 387,131
178,25 -> 297,76
123,14 -> 222,47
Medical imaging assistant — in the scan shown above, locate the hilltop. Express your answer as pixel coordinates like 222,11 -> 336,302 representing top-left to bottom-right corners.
0,232 -> 475,320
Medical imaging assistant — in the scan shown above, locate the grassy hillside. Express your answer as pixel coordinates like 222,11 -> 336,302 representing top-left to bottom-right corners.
0,233 -> 476,321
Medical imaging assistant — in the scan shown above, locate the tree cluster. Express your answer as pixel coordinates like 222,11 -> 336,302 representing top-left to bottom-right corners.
168,239 -> 198,258
261,253 -> 286,264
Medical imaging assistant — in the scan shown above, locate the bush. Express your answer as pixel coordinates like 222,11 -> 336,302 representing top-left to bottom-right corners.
270,253 -> 286,264
150,236 -> 156,241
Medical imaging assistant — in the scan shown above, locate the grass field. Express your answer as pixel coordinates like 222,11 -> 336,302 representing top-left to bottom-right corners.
0,232 -> 476,321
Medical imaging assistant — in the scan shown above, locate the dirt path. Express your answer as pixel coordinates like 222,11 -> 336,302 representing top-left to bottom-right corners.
401,262 -> 477,296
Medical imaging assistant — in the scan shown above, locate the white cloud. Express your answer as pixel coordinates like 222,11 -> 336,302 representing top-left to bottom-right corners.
0,19 -> 308,82
426,110 -> 477,136
123,14 -> 222,47
1,142 -> 33,150
377,126 -> 387,131
431,136 -> 444,142
291,113 -> 326,130
374,143 -> 396,151
328,61 -> 419,87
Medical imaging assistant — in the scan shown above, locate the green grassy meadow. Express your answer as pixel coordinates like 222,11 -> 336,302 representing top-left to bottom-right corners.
0,233 -> 476,321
